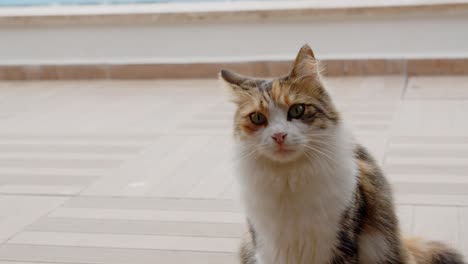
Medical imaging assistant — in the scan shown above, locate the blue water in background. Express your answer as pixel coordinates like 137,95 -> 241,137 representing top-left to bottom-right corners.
1,0 -> 237,6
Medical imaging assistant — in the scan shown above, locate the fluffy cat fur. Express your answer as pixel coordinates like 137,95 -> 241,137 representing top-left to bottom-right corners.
219,45 -> 465,264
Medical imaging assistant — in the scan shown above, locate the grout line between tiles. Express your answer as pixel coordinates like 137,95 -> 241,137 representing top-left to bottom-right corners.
2,196 -> 72,245
2,243 -> 238,254
409,206 -> 416,236
400,67 -> 409,100
0,193 -> 75,198
0,260 -> 88,264
457,207 -> 462,247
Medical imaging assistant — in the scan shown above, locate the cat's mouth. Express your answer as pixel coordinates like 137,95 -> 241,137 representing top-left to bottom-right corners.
264,145 -> 303,162
274,145 -> 296,156
255,143 -> 303,162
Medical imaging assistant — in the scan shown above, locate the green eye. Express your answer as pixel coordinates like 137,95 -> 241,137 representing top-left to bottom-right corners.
288,104 -> 305,119
249,112 -> 267,126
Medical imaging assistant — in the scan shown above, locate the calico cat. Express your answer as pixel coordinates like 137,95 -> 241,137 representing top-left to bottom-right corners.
219,45 -> 465,264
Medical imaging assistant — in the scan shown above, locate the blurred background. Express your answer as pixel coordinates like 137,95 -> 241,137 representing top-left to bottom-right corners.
0,0 -> 467,263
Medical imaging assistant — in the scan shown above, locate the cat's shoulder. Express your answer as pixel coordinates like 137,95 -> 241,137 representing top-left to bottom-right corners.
354,144 -> 393,205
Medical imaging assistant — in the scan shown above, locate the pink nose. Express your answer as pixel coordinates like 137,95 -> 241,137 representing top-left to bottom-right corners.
271,133 -> 287,144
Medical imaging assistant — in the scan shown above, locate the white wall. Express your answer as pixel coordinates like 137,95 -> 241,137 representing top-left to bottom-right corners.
1,12 -> 468,65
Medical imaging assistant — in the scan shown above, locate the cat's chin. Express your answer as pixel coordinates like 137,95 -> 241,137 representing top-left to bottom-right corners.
261,148 -> 304,163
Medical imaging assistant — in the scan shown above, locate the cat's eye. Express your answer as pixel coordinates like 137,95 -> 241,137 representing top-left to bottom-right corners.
249,112 -> 267,126
288,104 -> 305,119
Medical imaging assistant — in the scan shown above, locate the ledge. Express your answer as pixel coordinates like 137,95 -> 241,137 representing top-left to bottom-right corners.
1,0 -> 468,26
1,59 -> 468,80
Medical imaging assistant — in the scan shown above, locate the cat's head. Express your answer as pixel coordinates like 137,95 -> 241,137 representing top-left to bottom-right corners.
220,45 -> 340,163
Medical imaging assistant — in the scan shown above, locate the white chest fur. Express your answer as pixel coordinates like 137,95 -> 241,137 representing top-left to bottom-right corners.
235,128 -> 357,264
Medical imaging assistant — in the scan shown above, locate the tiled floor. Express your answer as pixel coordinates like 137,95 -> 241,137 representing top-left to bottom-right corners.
0,76 -> 467,263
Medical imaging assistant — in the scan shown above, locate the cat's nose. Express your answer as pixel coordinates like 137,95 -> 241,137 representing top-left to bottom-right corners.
271,133 -> 287,145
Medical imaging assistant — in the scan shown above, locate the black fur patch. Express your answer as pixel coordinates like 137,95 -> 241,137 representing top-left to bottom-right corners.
336,229 -> 358,257
330,185 -> 364,264
354,145 -> 372,162
429,242 -> 465,264
247,219 -> 257,249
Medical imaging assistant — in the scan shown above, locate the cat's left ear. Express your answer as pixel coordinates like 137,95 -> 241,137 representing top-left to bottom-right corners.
289,44 -> 320,79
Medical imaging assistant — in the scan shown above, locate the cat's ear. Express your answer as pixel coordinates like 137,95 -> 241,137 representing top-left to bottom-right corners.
219,69 -> 252,91
289,44 -> 320,79
219,69 -> 256,104
219,70 -> 257,105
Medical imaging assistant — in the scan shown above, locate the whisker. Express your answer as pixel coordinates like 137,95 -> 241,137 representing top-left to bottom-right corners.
304,142 -> 336,157
306,132 -> 336,137
308,140 -> 335,147
302,144 -> 337,165
236,149 -> 258,161
236,142 -> 273,161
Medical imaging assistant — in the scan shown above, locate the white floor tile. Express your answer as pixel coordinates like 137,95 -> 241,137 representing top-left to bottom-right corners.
412,206 -> 460,247
406,76 -> 468,99
48,207 -> 244,223
0,195 -> 67,242
8,232 -> 239,253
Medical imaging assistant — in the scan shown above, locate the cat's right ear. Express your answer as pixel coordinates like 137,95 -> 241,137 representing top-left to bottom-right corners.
219,69 -> 250,90
219,69 -> 253,104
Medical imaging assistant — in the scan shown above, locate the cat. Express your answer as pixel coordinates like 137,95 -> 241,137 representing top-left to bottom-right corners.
219,45 -> 465,264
